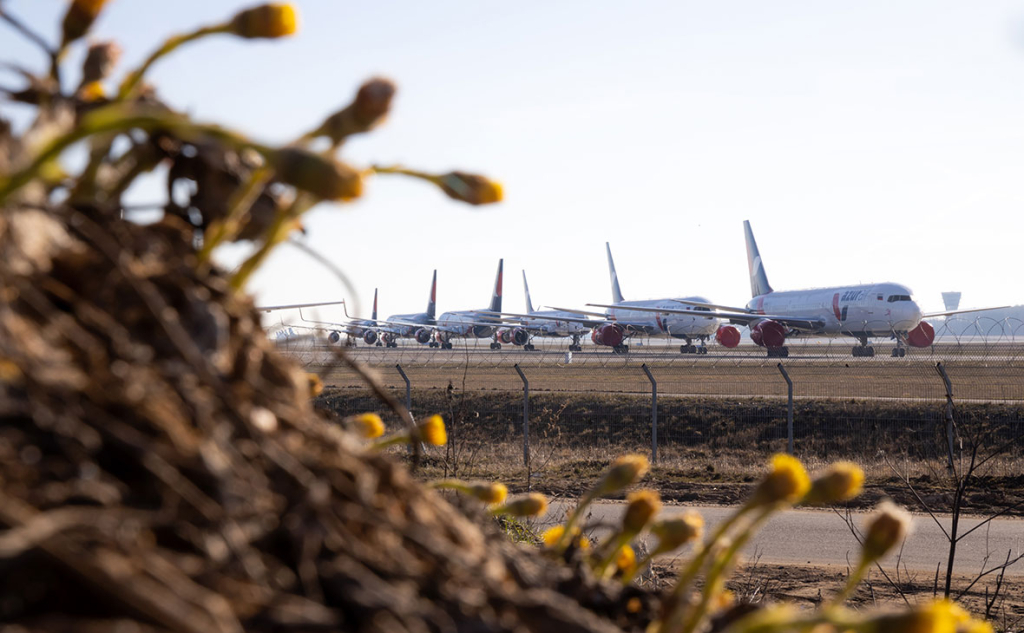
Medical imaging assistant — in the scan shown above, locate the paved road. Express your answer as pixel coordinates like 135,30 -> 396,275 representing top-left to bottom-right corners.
542,503 -> 1024,576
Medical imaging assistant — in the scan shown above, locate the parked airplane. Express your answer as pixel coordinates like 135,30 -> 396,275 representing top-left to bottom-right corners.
631,220 -> 1001,357
299,290 -> 380,345
374,270 -> 439,347
519,244 -> 739,354
485,270 -> 592,351
416,260 -> 506,349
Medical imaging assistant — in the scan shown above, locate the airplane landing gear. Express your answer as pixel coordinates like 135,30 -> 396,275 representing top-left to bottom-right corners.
767,346 -> 789,358
891,337 -> 906,357
852,336 -> 874,357
612,344 -> 629,354
523,343 -> 536,351
490,342 -> 502,350
568,335 -> 582,352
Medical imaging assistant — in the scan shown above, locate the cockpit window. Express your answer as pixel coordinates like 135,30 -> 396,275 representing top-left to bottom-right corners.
886,295 -> 912,303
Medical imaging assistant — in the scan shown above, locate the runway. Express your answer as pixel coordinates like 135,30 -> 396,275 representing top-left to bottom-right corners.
544,502 -> 1024,576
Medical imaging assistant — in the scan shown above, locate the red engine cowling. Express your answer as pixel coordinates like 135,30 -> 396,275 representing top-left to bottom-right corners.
328,331 -> 341,344
591,323 -> 625,347
907,321 -> 935,348
362,329 -> 377,345
750,320 -> 787,348
381,332 -> 396,345
415,328 -> 432,344
511,328 -> 530,346
715,325 -> 741,348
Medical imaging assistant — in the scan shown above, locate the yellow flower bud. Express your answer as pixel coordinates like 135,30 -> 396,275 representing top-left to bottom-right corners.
61,0 -> 110,47
437,172 -> 504,206
751,453 -> 810,506
77,81 -> 106,103
615,544 -> 636,575
862,501 -> 912,562
417,414 -> 447,446
622,489 -> 661,535
229,3 -> 299,39
872,599 -> 969,633
541,525 -> 588,549
651,511 -> 704,554
270,148 -> 363,201
805,461 -> 865,506
496,493 -> 548,518
350,413 -> 384,439
595,454 -> 650,497
466,482 -> 507,505
306,372 -> 323,397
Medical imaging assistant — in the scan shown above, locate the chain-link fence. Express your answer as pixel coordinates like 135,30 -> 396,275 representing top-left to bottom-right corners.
299,320 -> 1024,493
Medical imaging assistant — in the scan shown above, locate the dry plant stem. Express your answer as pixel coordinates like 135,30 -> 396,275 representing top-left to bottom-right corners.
198,167 -> 272,265
118,25 -> 229,100
828,558 -> 871,609
677,507 -> 775,633
328,346 -> 421,464
285,237 -> 362,316
371,164 -> 439,186
668,502 -> 755,604
0,108 -> 266,204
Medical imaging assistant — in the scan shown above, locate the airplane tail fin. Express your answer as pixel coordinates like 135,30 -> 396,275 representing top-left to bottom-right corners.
606,242 -> 625,304
744,220 -> 773,297
488,259 -> 503,313
523,270 -> 535,313
426,270 -> 437,319
371,288 -> 378,322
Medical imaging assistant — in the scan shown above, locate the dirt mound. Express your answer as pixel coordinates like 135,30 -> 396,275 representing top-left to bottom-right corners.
0,214 -> 653,632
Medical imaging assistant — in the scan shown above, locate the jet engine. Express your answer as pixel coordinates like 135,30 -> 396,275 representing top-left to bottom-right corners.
415,328 -> 432,344
750,320 -> 786,348
362,329 -> 378,345
591,323 -> 625,347
328,331 -> 341,344
498,328 -> 530,346
715,325 -> 741,348
907,321 -> 935,348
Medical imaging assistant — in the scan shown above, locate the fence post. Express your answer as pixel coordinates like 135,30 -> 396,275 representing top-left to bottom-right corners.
641,363 -> 658,463
935,362 -> 956,471
395,364 -> 412,414
777,363 -> 794,455
514,364 -> 530,473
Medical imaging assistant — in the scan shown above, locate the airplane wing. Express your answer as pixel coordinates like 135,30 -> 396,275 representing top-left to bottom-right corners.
671,299 -> 753,312
585,303 -> 825,331
298,309 -> 369,329
542,306 -> 608,318
485,311 -> 606,328
256,300 -> 346,312
923,306 -> 1012,319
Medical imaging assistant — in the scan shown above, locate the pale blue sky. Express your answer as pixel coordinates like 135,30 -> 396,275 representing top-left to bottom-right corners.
3,1 -> 1024,323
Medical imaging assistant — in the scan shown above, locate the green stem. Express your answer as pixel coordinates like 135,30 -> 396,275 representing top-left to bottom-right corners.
825,557 -> 870,609
371,433 -> 412,450
552,490 -> 597,552
667,501 -> 754,604
118,25 -> 229,101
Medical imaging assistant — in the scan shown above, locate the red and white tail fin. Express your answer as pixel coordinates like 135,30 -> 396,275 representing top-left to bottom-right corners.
488,259 -> 503,313
426,270 -> 437,319
744,220 -> 773,298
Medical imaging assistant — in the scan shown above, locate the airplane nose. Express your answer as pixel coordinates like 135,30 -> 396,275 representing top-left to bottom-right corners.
907,301 -> 923,325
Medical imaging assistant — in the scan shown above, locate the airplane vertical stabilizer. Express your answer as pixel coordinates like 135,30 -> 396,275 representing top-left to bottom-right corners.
743,220 -> 773,297
371,288 -> 378,322
606,242 -> 625,304
426,270 -> 437,320
489,259 -> 504,313
523,270 -> 535,313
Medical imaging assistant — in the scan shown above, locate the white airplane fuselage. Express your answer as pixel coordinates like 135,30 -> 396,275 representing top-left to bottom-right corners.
607,297 -> 720,339
382,312 -> 434,337
512,310 -> 591,338
437,310 -> 500,338
748,282 -> 923,338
